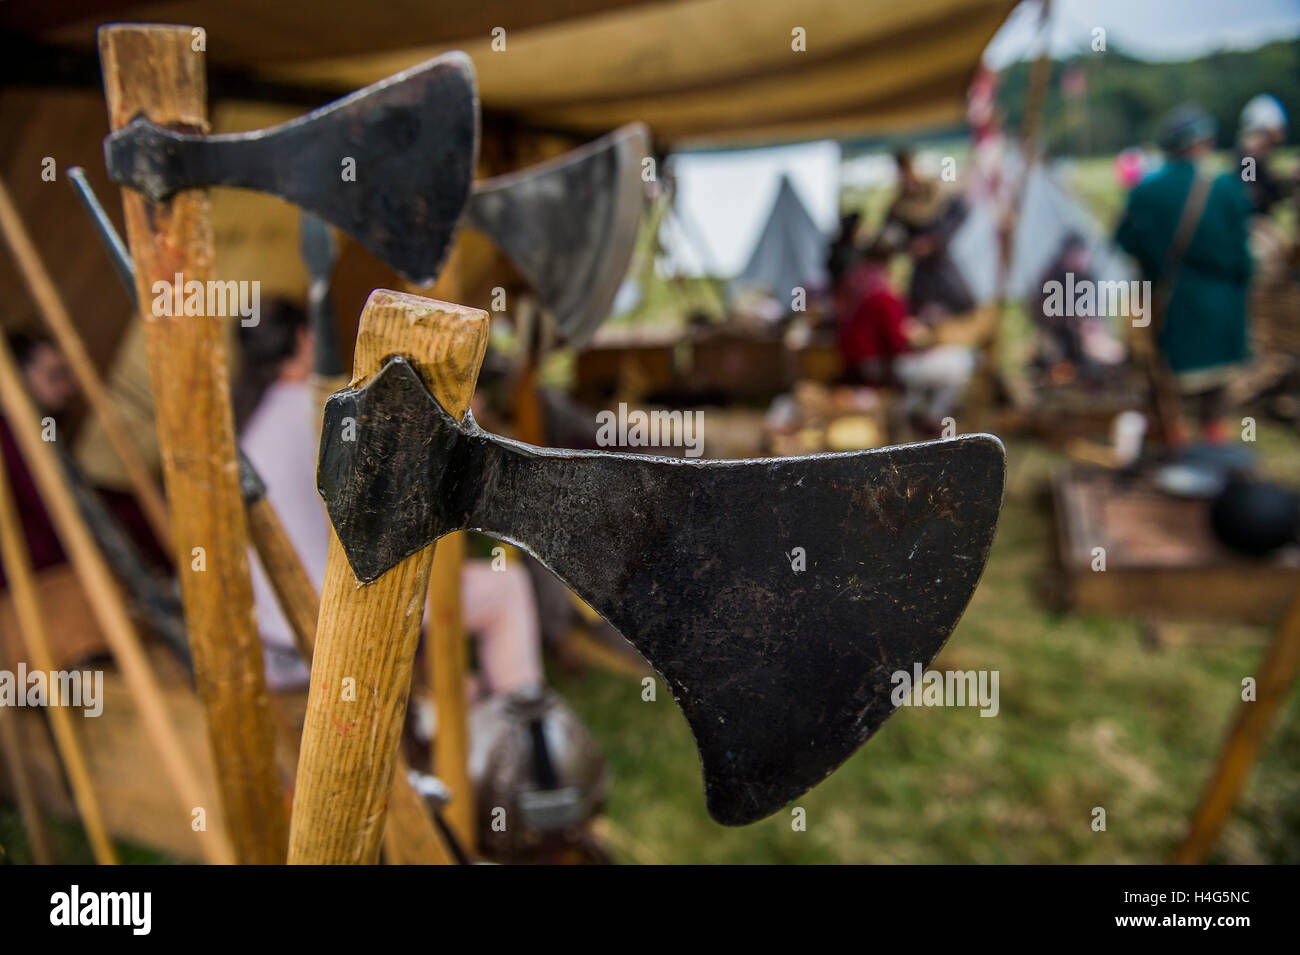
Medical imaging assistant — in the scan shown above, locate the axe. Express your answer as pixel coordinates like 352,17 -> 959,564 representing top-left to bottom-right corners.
104,49 -> 478,286
108,48 -> 644,346
293,290 -> 1004,861
463,123 -> 650,349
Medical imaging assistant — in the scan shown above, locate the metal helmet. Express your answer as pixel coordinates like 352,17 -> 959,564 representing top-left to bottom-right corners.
1239,94 -> 1288,140
469,686 -> 608,862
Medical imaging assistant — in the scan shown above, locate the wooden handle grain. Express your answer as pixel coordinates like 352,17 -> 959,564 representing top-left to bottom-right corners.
0,455 -> 118,865
244,487 -> 458,864
99,23 -> 287,864
289,289 -> 488,864
0,333 -> 233,864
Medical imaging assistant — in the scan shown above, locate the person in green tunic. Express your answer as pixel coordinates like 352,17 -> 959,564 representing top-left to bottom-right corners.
1115,104 -> 1253,444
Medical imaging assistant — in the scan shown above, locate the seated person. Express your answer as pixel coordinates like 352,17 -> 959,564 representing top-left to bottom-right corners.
836,242 -> 975,435
0,331 -> 76,589
235,300 -> 543,696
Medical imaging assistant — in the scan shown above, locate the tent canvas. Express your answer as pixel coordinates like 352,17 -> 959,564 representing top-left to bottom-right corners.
732,175 -> 830,302
950,158 -> 1136,307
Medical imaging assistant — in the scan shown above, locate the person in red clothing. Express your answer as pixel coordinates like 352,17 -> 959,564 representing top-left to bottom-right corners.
0,331 -> 78,588
835,242 -> 976,433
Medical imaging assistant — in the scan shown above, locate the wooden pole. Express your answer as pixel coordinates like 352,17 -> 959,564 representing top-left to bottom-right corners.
244,495 -> 320,666
0,177 -> 172,554
419,243 -> 476,853
0,645 -> 53,864
0,333 -> 232,864
0,457 -> 118,865
427,530 -> 473,849
289,289 -> 487,864
1174,582 -> 1300,863
99,23 -> 288,864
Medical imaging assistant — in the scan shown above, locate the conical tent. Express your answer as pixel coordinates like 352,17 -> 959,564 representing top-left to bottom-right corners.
733,175 -> 829,303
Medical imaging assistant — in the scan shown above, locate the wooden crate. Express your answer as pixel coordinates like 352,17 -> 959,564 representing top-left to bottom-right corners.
1051,467 -> 1300,624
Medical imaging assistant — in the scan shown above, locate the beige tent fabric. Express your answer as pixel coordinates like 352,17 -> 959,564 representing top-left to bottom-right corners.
24,0 -> 1013,146
258,0 -> 1014,145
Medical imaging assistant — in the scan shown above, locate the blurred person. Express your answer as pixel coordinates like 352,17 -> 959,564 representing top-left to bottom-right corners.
236,300 -> 543,695
1114,147 -> 1151,191
1236,94 -> 1292,217
879,147 -> 976,323
1031,233 -> 1125,381
826,211 -> 862,291
1115,104 -> 1253,445
836,240 -> 975,434
0,331 -> 76,588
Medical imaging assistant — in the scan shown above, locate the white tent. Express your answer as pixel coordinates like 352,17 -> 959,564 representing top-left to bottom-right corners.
950,158 -> 1135,305
661,141 -> 840,279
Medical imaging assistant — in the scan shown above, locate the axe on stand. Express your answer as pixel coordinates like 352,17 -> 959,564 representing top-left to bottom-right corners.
70,165 -> 462,864
98,23 -> 479,862
292,124 -> 652,852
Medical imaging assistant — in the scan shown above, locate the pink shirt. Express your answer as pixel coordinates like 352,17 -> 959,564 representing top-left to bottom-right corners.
242,381 -> 330,690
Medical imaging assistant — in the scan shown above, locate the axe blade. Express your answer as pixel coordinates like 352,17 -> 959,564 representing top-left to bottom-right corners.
104,53 -> 479,285
319,359 -> 1006,826
466,123 -> 649,348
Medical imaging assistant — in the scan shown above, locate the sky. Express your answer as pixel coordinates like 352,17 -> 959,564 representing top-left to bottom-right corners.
984,0 -> 1300,66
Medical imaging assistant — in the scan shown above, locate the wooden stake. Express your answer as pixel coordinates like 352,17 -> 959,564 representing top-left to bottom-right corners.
245,497 -> 320,666
0,645 -> 53,864
289,289 -> 487,864
419,243 -> 477,853
0,456 -> 118,865
1174,583 -> 1300,863
0,333 -> 232,864
99,23 -> 287,864
0,177 -> 172,553
427,530 -> 474,850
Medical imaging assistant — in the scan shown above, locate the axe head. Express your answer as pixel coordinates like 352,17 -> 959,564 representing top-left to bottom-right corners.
466,123 -> 649,348
104,53 -> 479,285
319,358 -> 1006,826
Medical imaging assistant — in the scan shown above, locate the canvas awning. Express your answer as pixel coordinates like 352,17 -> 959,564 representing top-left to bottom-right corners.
6,0 -> 1016,146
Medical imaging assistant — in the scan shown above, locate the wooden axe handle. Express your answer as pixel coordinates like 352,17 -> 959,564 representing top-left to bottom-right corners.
100,23 -> 287,864
243,489 -> 457,864
289,289 -> 488,864
0,455 -> 118,865
0,640 -> 53,864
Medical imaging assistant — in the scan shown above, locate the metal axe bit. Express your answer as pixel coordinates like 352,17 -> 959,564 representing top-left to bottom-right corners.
300,211 -> 344,379
466,123 -> 649,348
103,52 -> 479,285
318,357 -> 1006,825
